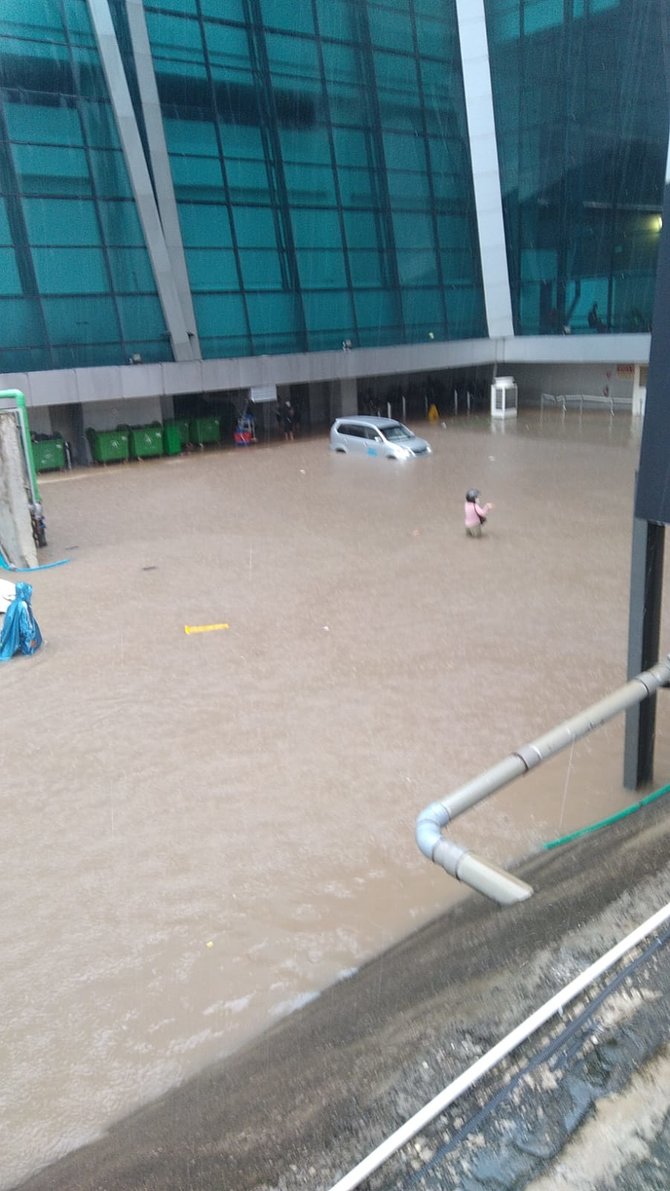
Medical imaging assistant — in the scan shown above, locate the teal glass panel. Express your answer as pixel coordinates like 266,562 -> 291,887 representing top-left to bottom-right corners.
393,212 -> 434,249
373,50 -> 419,91
116,295 -> 167,340
342,209 -> 382,249
348,250 -> 384,288
32,247 -> 109,294
11,144 -> 92,196
279,128 -> 332,165
179,204 -> 233,248
296,249 -> 347,289
145,12 -> 204,63
0,298 -> 44,347
225,159 -> 272,204
107,249 -> 157,293
387,171 -> 431,206
354,289 -> 399,328
415,16 -> 459,59
331,128 -> 370,169
397,251 -> 438,287
80,104 -> 121,150
233,206 -> 278,248
291,208 -> 342,249
0,200 -> 13,245
199,0 -> 244,17
193,292 -> 248,337
441,250 -> 479,283
164,120 -> 218,157
401,287 -> 442,328
146,0 -> 198,12
446,287 -> 487,337
303,289 -> 353,331
367,7 -> 413,50
42,295 -> 119,344
203,23 -> 253,82
23,199 -> 100,246
337,168 -> 378,207
220,124 -> 265,160
98,201 -> 146,246
238,250 -> 283,290
64,0 -> 96,38
0,248 -> 22,295
3,0 -> 65,40
314,0 -> 357,41
284,163 -> 337,205
265,33 -> 320,91
90,151 -> 133,198
187,248 -> 239,291
170,155 -> 223,198
260,0 -> 315,34
383,132 -> 428,173
246,291 -> 300,334
5,104 -> 82,146
523,0 -> 562,34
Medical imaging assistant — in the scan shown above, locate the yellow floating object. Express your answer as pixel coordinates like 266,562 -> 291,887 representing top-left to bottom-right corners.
184,622 -> 230,635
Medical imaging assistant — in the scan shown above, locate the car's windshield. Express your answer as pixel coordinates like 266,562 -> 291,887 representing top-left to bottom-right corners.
382,423 -> 413,441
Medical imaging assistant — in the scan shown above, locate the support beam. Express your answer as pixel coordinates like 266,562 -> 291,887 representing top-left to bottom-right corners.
86,0 -> 196,362
125,0 -> 200,356
455,0 -> 514,339
624,512 -> 665,788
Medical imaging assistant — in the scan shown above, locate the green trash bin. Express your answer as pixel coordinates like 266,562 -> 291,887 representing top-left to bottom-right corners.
129,425 -> 163,460
189,415 -> 220,446
86,428 -> 129,464
32,437 -> 65,472
163,421 -> 182,456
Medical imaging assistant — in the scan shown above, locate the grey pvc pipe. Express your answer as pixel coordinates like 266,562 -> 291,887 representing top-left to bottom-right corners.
416,656 -> 670,905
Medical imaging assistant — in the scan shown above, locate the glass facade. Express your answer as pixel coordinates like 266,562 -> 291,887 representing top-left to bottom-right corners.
0,0 -> 172,371
0,1 -> 667,373
485,0 -> 670,336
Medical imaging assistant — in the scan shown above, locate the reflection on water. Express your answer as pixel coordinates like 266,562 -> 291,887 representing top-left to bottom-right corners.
3,408 -> 668,1188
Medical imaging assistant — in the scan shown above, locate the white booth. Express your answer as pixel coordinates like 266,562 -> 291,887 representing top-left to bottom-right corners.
490,376 -> 518,419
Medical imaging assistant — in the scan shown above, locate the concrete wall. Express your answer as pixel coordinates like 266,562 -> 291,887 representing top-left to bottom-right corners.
0,412 -> 37,568
510,361 -> 635,407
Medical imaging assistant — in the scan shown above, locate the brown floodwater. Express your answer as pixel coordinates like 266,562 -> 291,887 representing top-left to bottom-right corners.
3,408 -> 670,1188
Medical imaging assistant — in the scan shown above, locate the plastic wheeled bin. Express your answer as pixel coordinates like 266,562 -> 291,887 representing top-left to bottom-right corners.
189,415 -> 220,446
129,425 -> 163,460
32,437 -> 65,472
162,421 -> 182,456
86,428 -> 129,464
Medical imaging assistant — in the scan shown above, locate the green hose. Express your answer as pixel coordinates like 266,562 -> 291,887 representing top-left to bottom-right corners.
543,782 -> 670,850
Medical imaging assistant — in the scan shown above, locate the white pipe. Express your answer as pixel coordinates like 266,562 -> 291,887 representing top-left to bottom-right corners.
416,656 -> 670,903
325,899 -> 670,1191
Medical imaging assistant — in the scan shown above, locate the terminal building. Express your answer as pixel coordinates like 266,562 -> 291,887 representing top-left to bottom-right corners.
0,0 -> 668,460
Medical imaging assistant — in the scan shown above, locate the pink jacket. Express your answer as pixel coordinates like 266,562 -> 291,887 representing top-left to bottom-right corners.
464,499 -> 491,528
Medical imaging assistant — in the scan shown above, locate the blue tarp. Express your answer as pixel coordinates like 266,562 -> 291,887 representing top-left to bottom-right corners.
0,582 -> 43,661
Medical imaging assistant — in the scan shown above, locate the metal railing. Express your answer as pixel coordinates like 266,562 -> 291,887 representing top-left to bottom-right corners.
416,657 -> 670,905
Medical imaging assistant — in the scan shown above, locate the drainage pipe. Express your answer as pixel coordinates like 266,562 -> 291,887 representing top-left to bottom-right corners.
325,898 -> 670,1191
0,388 -> 40,505
415,656 -> 670,905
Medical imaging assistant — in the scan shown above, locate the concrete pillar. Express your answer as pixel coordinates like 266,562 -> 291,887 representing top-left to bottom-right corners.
332,378 -> 358,420
0,412 -> 37,568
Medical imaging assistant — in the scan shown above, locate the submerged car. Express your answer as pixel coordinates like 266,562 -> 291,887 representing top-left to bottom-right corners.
329,416 -> 431,460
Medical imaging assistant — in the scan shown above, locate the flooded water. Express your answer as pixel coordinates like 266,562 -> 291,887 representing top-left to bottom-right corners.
4,408 -> 670,1188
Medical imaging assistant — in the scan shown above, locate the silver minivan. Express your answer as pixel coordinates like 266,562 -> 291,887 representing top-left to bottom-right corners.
329,416 -> 432,460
